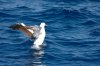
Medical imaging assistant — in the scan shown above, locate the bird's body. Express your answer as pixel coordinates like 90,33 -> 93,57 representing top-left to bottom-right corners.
9,22 -> 46,49
33,23 -> 46,49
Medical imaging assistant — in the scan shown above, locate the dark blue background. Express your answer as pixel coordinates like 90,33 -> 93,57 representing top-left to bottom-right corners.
0,0 -> 100,66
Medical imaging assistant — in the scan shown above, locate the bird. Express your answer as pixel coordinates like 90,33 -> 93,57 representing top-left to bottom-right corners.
9,22 -> 46,50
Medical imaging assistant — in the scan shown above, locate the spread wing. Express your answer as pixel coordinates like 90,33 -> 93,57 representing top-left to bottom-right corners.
26,25 -> 41,39
9,23 -> 34,39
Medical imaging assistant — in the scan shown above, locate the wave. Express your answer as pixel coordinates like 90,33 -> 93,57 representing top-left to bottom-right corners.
36,7 -> 88,22
89,0 -> 100,2
15,6 -> 32,11
90,28 -> 100,36
80,20 -> 97,26
0,12 -> 13,17
0,12 -> 19,18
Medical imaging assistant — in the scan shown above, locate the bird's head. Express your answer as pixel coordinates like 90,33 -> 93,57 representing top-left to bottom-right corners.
40,22 -> 47,27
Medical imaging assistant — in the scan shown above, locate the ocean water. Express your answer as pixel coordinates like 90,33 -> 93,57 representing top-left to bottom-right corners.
0,0 -> 100,66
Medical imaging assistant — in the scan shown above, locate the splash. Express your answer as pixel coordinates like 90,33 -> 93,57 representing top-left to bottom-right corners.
31,43 -> 46,50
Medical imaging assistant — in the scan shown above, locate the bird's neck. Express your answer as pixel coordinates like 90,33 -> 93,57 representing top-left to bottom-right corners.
40,26 -> 45,33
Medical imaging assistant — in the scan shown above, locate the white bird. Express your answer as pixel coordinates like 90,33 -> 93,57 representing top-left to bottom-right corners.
9,22 -> 46,49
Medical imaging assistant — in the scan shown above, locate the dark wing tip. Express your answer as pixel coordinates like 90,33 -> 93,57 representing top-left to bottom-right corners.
9,24 -> 21,30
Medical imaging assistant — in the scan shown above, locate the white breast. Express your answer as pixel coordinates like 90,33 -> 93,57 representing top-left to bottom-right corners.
33,27 -> 46,49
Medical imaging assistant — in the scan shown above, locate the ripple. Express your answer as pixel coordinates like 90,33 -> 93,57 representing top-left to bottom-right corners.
81,20 -> 97,26
90,28 -> 100,36
0,12 -> 18,18
16,6 -> 31,9
90,0 -> 100,2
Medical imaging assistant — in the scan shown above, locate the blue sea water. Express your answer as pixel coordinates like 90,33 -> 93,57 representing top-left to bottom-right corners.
0,0 -> 100,66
